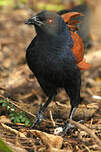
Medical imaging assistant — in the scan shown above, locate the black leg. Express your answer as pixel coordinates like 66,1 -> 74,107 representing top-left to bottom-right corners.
69,106 -> 77,119
31,96 -> 53,128
59,85 -> 81,135
59,106 -> 77,135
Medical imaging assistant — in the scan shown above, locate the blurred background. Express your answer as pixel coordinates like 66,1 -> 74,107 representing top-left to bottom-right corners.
0,0 -> 101,151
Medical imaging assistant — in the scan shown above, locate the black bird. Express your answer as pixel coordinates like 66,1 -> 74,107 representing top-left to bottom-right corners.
25,10 -> 81,134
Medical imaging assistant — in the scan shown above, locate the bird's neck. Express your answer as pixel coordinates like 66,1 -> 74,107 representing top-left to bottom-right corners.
37,27 -> 73,50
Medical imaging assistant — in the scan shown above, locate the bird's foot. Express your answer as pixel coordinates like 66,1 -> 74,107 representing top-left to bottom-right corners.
30,112 -> 43,129
30,104 -> 43,129
58,121 -> 74,136
57,120 -> 85,136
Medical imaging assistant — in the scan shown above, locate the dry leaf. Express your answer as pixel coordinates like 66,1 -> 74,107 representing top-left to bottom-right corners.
0,115 -> 11,123
29,130 -> 63,149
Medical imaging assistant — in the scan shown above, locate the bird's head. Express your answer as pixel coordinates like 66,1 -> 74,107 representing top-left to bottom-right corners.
25,10 -> 67,37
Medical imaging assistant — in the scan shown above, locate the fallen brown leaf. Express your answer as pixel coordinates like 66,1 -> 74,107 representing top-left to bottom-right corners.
28,130 -> 63,149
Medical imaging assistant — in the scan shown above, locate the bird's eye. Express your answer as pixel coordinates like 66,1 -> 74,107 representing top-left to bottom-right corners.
47,18 -> 53,24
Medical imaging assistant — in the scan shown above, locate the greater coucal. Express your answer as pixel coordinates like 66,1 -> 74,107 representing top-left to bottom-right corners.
25,10 -> 90,134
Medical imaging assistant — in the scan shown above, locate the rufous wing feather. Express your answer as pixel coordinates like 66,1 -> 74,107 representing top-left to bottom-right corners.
61,12 -> 91,70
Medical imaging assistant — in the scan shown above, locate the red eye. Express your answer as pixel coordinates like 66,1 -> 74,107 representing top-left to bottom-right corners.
47,18 -> 53,24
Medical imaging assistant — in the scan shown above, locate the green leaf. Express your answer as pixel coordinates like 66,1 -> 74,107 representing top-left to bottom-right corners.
6,98 -> 10,102
20,117 -> 26,123
0,100 -> 4,103
2,102 -> 7,107
19,115 -> 23,119
9,112 -> 15,117
17,111 -> 23,116
15,117 -> 20,123
7,106 -> 10,110
25,120 -> 30,126
13,119 -> 17,123
10,117 -> 15,121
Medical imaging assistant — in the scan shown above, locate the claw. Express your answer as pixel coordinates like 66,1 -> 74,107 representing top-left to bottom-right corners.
30,96 -> 53,129
58,120 -> 85,136
30,111 -> 43,129
58,123 -> 75,136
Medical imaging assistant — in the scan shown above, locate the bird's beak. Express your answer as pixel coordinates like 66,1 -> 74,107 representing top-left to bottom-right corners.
25,16 -> 43,26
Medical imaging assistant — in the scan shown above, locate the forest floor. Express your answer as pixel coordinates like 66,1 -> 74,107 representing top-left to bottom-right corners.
0,4 -> 101,152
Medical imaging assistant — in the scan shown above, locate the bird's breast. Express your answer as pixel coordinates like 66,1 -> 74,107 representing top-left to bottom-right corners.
26,34 -> 75,80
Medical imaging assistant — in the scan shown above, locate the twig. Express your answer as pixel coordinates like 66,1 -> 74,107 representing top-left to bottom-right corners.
0,123 -> 26,138
90,118 -> 93,129
69,119 -> 101,149
49,110 -> 55,127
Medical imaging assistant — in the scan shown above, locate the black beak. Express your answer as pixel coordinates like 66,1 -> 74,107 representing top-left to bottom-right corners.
25,19 -> 33,25
25,16 -> 43,26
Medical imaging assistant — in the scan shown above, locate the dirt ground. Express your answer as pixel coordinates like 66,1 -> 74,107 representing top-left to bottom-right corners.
0,2 -> 101,152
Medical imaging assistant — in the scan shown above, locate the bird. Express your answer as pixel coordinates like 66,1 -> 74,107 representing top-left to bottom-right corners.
25,10 -> 90,134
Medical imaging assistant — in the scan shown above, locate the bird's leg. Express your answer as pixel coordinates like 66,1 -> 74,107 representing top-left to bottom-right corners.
69,106 -> 77,119
59,105 -> 78,135
31,96 -> 53,129
59,105 -> 85,135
